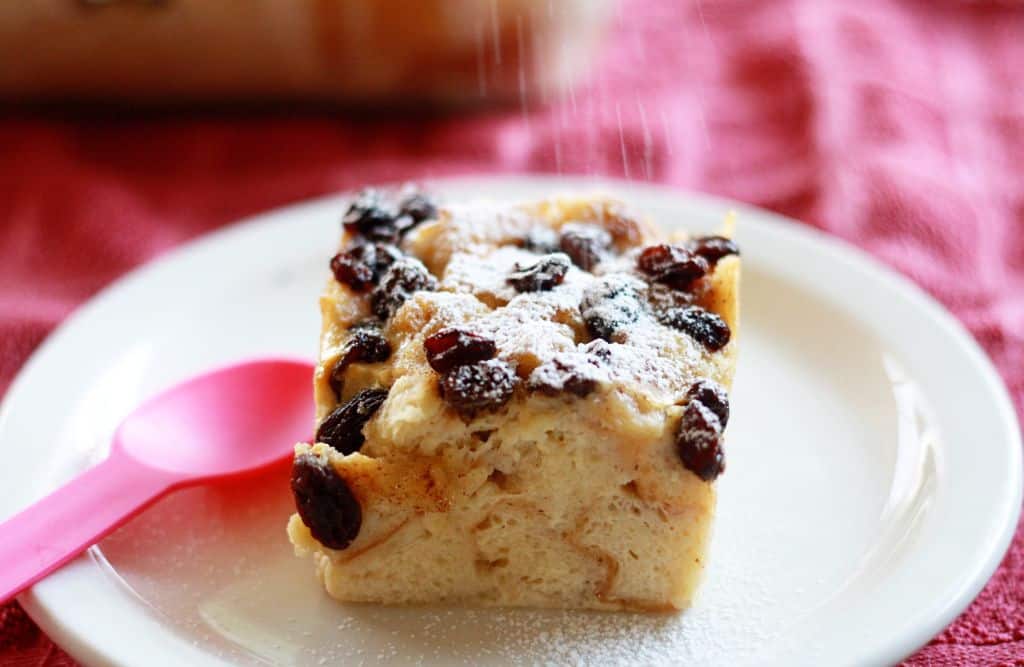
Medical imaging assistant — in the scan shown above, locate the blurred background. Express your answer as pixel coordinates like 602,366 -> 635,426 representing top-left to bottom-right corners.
1,0 -> 1022,664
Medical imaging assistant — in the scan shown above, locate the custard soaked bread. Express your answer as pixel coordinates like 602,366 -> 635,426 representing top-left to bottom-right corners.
288,189 -> 740,611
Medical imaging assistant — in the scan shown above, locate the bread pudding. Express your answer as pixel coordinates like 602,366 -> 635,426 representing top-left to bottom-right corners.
287,188 -> 739,611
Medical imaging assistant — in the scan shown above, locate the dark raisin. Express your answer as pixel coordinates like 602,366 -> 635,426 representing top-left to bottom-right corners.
316,388 -> 388,455
645,282 -> 696,316
659,306 -> 731,351
439,359 -> 517,417
330,243 -> 402,291
394,192 -> 438,236
507,253 -> 571,293
582,338 -> 614,363
637,244 -> 709,290
686,236 -> 739,266
329,323 -> 392,398
371,257 -> 438,320
291,452 -> 362,550
676,400 -> 725,481
342,189 -> 400,242
522,227 -> 560,254
424,328 -> 497,374
559,224 -> 612,271
580,276 -> 643,342
528,354 -> 606,397
685,380 -> 730,428
330,250 -> 373,290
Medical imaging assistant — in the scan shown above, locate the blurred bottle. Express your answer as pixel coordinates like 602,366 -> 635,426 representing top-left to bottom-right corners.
0,0 -> 614,107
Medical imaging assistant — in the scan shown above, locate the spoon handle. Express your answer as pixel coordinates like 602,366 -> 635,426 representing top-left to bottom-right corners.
0,454 -> 176,604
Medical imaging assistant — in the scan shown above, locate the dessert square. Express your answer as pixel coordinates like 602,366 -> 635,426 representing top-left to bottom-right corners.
288,188 -> 739,611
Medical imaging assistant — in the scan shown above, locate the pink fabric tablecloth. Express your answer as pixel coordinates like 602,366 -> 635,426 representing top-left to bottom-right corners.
2,0 -> 1022,664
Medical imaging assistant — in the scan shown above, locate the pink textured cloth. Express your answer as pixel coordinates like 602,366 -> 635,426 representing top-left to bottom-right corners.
2,0 -> 1022,664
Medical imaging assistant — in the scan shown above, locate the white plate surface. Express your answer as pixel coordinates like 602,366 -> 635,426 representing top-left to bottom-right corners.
1,176 -> 1020,667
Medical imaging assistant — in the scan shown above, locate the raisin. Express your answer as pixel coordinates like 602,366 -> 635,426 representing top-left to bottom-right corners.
439,359 -> 517,417
291,452 -> 362,550
394,192 -> 438,236
685,380 -> 730,428
659,306 -> 731,351
687,236 -> 739,266
637,244 -> 709,290
582,338 -> 614,363
329,322 -> 392,399
580,276 -> 643,342
676,400 -> 725,481
371,257 -> 438,320
507,253 -> 571,293
342,189 -> 400,242
528,354 -> 606,397
424,328 -> 497,374
330,242 -> 402,292
559,224 -> 612,271
646,281 -> 696,314
316,388 -> 388,455
522,227 -> 559,254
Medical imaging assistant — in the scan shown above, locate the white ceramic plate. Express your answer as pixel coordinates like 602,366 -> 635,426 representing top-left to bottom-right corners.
1,176 -> 1019,667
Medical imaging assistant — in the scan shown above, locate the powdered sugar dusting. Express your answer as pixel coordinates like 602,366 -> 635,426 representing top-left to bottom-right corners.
441,245 -> 538,305
404,197 -> 713,407
528,350 -> 611,394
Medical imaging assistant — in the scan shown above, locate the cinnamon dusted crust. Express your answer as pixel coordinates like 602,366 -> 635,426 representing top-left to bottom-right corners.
288,190 -> 739,611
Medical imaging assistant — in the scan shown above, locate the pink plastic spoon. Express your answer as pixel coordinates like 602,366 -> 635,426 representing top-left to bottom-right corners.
0,358 -> 315,604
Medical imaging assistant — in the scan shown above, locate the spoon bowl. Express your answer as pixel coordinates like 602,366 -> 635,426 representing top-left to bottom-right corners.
0,358 -> 315,604
114,360 -> 314,478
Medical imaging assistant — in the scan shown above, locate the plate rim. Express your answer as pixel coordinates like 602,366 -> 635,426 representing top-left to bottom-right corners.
3,174 -> 1020,667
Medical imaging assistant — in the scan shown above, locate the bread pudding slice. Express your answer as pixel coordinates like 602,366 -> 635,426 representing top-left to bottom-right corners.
287,188 -> 740,611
